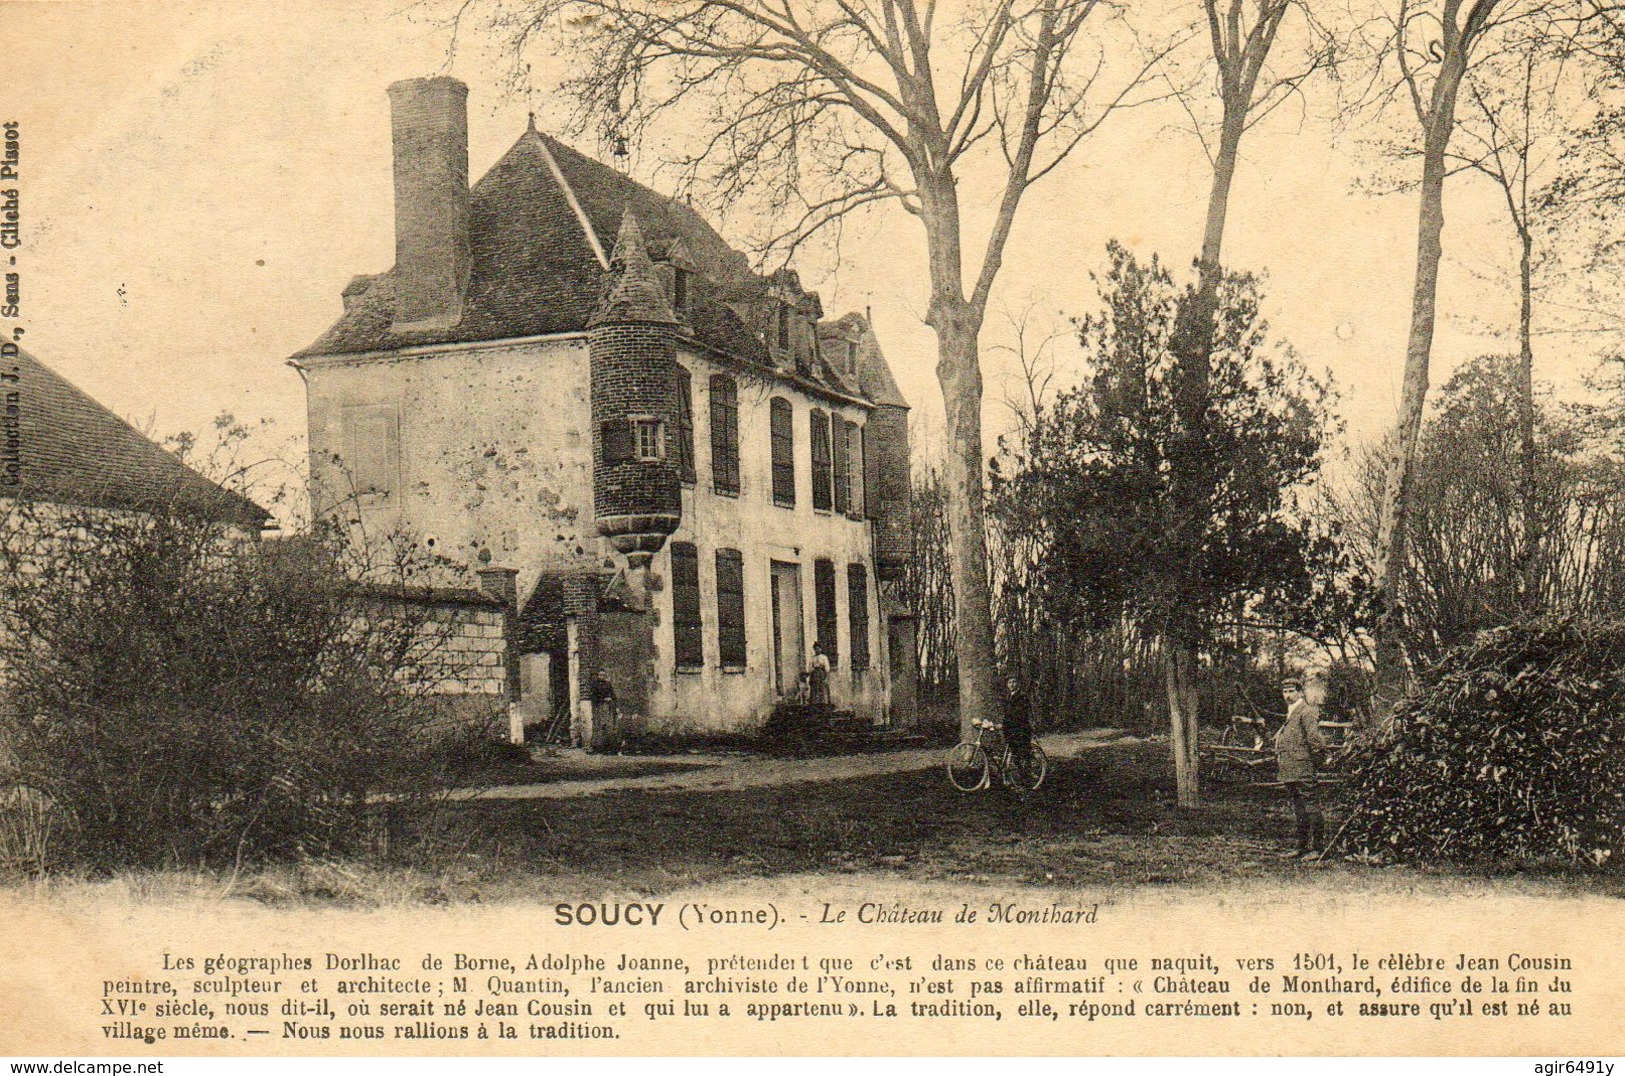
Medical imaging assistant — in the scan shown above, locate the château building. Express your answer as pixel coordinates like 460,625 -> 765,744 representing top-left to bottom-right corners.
291,78 -> 914,742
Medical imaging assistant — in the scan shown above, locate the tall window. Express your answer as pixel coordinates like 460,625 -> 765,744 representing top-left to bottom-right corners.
847,563 -> 870,671
716,549 -> 746,668
832,413 -> 850,515
845,420 -> 864,517
814,558 -> 838,667
810,409 -> 833,511
674,368 -> 695,483
853,422 -> 868,517
709,374 -> 740,495
770,397 -> 795,507
776,302 -> 791,351
671,542 -> 703,669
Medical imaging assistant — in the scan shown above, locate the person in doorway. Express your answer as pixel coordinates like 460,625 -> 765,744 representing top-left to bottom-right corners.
1274,676 -> 1327,859
808,641 -> 831,708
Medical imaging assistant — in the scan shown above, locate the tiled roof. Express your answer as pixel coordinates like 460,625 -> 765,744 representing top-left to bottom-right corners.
292,124 -> 907,409
0,348 -> 270,525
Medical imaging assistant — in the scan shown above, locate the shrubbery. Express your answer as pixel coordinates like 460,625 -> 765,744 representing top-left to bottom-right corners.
1340,623 -> 1625,869
0,497 -> 488,873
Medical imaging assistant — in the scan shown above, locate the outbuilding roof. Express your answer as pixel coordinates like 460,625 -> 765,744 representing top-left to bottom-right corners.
0,348 -> 270,526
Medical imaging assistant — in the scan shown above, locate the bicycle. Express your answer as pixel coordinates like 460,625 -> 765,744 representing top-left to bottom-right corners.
945,718 -> 1048,792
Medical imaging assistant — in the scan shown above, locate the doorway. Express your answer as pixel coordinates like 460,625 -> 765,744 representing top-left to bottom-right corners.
770,560 -> 804,696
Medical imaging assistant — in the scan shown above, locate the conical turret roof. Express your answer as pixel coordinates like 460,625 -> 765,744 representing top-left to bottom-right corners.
590,210 -> 678,327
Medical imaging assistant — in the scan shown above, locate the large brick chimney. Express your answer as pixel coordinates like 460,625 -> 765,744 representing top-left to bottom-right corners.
386,77 -> 471,333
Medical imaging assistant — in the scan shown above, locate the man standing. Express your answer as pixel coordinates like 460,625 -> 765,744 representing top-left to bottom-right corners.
1275,676 -> 1327,859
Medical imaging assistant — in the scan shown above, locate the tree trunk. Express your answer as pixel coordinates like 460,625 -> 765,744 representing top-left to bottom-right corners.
920,175 -> 998,739
1372,63 -> 1470,721
1160,112 -> 1245,807
1165,642 -> 1201,809
1515,223 -> 1539,610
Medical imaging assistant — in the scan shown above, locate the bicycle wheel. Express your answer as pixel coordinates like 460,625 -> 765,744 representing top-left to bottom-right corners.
945,743 -> 990,792
1001,743 -> 1048,791
1026,742 -> 1048,790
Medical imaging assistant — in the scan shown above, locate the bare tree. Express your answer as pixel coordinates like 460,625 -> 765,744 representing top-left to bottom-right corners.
1358,0 -> 1590,713
470,0 -> 1174,734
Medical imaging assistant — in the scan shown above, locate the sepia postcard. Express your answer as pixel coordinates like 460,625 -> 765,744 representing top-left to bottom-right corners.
2,0 -> 1623,1062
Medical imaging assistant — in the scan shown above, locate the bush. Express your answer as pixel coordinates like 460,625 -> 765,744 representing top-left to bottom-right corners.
0,498 -> 486,873
1340,623 -> 1625,869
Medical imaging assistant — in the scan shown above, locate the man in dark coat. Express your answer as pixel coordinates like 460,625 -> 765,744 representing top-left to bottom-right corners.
1003,675 -> 1035,788
1274,676 -> 1327,858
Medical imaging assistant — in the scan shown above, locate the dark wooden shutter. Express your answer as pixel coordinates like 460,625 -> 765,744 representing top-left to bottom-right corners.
716,549 -> 746,668
814,557 -> 838,667
671,542 -> 703,669
709,375 -> 739,495
601,417 -> 634,464
674,368 -> 695,483
847,563 -> 870,670
770,397 -> 795,507
832,414 -> 850,514
811,409 -> 832,511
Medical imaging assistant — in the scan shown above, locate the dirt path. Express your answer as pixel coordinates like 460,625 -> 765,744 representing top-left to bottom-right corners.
456,728 -> 1133,801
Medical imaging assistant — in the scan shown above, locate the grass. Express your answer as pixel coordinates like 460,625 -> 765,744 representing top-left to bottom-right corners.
8,740 -> 1620,906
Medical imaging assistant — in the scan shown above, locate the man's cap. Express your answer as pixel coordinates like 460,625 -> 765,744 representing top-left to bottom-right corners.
1282,676 -> 1304,690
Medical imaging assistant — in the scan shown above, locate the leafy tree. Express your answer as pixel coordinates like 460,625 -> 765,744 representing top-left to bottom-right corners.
992,243 -> 1336,800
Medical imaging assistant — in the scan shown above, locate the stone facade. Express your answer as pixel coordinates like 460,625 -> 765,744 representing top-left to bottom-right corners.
293,78 -> 913,741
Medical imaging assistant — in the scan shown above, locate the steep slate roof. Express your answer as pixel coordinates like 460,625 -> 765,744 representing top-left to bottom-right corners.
294,123 -> 908,410
296,128 -> 757,360
0,348 -> 270,526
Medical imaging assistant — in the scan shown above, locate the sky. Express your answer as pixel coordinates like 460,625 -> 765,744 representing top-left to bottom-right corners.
8,0 -> 1599,496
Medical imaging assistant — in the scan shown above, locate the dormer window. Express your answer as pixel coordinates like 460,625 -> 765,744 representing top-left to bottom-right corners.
776,302 -> 791,352
673,267 -> 689,316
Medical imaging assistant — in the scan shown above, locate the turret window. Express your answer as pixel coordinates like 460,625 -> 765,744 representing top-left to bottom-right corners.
630,416 -> 665,461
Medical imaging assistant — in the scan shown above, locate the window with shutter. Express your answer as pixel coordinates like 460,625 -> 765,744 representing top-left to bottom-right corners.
715,549 -> 746,668
709,375 -> 740,495
674,369 -> 695,483
341,403 -> 400,497
671,542 -> 703,669
814,558 -> 838,667
846,420 -> 865,517
810,408 -> 832,512
847,563 -> 870,670
770,397 -> 795,507
832,413 -> 850,515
